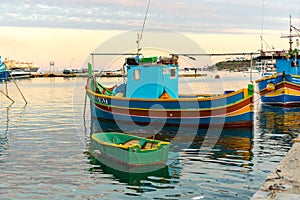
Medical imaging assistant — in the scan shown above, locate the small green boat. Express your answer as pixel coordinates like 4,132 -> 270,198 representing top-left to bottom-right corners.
91,132 -> 170,166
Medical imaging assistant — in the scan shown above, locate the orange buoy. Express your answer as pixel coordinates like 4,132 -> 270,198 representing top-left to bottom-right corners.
266,83 -> 275,92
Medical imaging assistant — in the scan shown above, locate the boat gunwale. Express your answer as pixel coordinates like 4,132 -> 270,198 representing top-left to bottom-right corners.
264,88 -> 300,97
258,80 -> 300,94
256,73 -> 300,83
86,78 -> 250,102
91,133 -> 170,152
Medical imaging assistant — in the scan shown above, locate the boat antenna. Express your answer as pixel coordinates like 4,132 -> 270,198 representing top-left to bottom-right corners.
136,0 -> 151,55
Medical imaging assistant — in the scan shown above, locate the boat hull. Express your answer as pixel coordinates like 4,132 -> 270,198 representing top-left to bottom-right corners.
91,133 -> 170,166
86,79 -> 254,131
90,101 -> 254,128
256,73 -> 300,106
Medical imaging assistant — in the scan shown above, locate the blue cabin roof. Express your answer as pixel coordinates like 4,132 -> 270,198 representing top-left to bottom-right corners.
125,61 -> 179,99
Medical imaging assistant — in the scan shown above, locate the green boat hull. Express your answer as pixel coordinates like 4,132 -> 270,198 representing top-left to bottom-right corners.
91,132 -> 170,166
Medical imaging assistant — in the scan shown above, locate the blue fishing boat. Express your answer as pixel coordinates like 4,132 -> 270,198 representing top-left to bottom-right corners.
256,18 -> 300,106
0,56 -> 10,81
86,54 -> 254,131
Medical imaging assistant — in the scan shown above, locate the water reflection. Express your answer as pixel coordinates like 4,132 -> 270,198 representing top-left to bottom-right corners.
0,105 -> 11,156
257,105 -> 300,137
170,127 -> 254,169
88,155 -> 171,188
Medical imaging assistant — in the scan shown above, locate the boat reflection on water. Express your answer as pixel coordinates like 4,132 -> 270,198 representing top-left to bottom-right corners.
0,106 -> 10,157
169,127 -> 254,168
257,105 -> 300,137
87,155 -> 171,187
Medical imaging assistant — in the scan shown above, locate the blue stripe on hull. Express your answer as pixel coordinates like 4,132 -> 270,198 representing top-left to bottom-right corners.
90,102 -> 253,129
261,94 -> 300,106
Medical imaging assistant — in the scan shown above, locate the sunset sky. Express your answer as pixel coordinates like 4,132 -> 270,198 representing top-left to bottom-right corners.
0,0 -> 299,70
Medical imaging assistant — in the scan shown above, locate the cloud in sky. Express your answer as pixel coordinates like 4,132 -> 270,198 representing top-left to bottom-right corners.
0,0 -> 299,33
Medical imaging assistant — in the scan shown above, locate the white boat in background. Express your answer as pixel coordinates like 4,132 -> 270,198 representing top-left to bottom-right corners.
10,69 -> 31,79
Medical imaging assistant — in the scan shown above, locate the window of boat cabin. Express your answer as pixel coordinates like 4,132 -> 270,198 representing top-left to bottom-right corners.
134,69 -> 141,80
292,61 -> 299,67
170,67 -> 176,78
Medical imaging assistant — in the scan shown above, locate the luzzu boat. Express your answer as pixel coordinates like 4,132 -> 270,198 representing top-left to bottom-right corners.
86,55 -> 254,131
256,20 -> 300,107
255,63 -> 300,106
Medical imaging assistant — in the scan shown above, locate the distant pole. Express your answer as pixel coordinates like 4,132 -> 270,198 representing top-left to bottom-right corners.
250,54 -> 253,83
49,61 -> 54,73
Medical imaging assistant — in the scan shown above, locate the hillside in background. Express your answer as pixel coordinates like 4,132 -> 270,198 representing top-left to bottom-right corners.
214,60 -> 254,71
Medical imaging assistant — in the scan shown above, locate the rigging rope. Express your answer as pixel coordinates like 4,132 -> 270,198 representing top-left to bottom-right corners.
139,0 -> 151,42
137,0 -> 151,54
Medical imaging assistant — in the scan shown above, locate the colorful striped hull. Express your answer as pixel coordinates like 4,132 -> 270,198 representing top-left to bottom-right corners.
86,79 -> 254,131
256,74 -> 300,106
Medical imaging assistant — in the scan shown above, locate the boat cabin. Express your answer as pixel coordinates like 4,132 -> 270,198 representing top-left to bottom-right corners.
275,57 -> 300,76
125,56 -> 179,99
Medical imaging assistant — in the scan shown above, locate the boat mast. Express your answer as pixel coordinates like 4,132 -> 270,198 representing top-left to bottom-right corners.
280,15 -> 299,52
289,15 -> 293,52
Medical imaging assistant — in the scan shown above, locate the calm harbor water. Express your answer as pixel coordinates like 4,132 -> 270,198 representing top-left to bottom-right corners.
0,73 -> 299,199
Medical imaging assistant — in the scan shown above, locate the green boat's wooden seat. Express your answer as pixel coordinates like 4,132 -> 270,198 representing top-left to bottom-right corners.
122,139 -> 140,147
143,142 -> 157,149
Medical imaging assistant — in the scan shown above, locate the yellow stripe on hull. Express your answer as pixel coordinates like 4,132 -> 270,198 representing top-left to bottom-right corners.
226,104 -> 253,117
265,87 -> 300,97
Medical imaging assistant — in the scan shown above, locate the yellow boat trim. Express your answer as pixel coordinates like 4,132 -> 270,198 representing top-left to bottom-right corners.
256,73 -> 300,84
226,104 -> 253,117
91,134 -> 169,151
265,88 -> 300,97
291,74 -> 300,78
255,73 -> 278,83
258,81 -> 300,93
86,87 -> 248,102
